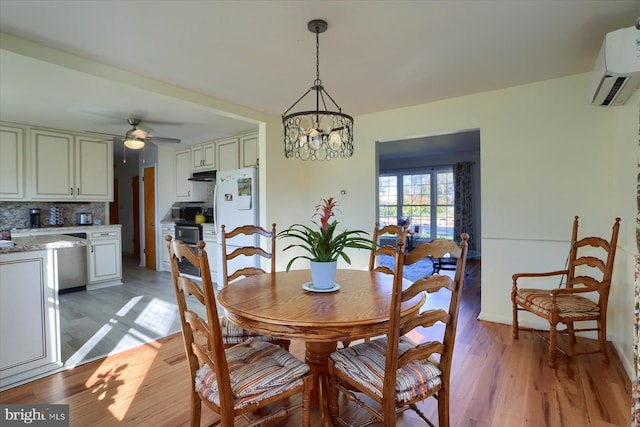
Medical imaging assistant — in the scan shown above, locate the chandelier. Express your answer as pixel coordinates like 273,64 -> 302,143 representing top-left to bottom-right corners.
282,19 -> 354,161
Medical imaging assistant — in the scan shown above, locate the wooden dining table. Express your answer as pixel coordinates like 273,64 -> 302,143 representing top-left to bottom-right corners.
217,269 -> 425,421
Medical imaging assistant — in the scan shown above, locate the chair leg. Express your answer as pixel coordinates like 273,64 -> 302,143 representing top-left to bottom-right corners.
302,375 -> 312,427
437,386 -> 450,427
548,323 -> 557,368
191,390 -> 201,427
511,296 -> 519,339
567,321 -> 576,343
328,365 -> 340,425
598,317 -> 609,364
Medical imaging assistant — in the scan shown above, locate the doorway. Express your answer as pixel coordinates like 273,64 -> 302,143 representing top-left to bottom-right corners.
376,129 -> 481,253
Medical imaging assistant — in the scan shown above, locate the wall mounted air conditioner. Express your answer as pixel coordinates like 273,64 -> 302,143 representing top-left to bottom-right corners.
590,26 -> 640,106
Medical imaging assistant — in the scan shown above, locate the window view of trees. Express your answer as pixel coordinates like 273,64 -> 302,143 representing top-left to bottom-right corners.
378,169 -> 454,240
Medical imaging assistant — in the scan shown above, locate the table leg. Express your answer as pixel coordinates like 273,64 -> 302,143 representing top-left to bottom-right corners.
305,341 -> 337,422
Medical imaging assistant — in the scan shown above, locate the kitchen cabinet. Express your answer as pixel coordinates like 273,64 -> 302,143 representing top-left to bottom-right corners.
30,129 -> 113,201
202,223 -> 218,283
192,142 -> 215,171
175,148 -> 207,201
240,132 -> 259,168
216,137 -> 239,171
0,249 -> 62,388
87,228 -> 122,288
0,124 -> 25,200
159,223 -> 175,272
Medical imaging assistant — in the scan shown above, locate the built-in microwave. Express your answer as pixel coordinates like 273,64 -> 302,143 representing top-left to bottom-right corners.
171,206 -> 202,222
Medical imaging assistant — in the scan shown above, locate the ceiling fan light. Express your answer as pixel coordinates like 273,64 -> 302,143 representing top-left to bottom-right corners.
124,138 -> 145,150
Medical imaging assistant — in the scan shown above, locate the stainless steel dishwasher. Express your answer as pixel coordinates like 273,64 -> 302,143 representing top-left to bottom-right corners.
59,232 -> 88,293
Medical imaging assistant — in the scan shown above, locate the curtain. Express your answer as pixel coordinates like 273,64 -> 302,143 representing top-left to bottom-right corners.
633,124 -> 640,427
453,162 -> 474,250
634,254 -> 639,426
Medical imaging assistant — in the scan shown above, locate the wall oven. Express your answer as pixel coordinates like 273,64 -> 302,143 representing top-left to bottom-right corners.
174,223 -> 203,277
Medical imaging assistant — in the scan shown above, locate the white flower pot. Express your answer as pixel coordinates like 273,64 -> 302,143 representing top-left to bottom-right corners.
310,260 -> 338,289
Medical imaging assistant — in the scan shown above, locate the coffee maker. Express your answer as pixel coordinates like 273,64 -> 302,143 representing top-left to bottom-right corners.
30,208 -> 40,228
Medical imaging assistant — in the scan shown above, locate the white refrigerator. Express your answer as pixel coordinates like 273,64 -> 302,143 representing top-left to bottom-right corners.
215,167 -> 259,287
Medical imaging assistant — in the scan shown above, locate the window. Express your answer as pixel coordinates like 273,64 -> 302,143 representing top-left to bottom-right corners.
378,169 -> 454,240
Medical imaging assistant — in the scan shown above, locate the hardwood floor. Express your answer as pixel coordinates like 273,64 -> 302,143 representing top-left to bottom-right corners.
0,259 -> 631,426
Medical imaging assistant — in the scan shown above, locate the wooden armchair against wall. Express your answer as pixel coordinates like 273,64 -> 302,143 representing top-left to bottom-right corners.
511,216 -> 620,368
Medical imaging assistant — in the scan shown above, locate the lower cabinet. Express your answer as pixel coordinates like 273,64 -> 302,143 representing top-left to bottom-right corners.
87,228 -> 122,288
0,250 -> 61,388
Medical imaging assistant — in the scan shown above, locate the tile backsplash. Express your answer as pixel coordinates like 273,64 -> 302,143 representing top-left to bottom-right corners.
0,201 -> 106,230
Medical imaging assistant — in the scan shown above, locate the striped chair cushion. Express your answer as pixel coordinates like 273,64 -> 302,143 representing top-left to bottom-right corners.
220,316 -> 279,345
330,336 -> 442,404
515,289 -> 599,319
195,338 -> 309,409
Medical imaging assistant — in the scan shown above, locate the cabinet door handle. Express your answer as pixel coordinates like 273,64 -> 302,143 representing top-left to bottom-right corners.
77,187 -> 80,195
70,187 -> 73,195
188,190 -> 191,197
90,245 -> 94,253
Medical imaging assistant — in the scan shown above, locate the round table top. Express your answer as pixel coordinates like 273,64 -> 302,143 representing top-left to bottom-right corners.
217,269 -> 425,343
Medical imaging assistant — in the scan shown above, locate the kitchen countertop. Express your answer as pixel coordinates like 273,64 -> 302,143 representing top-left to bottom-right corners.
0,234 -> 89,255
10,224 -> 122,235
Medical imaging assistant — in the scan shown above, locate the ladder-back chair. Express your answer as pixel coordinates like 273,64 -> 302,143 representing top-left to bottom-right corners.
166,236 -> 312,426
512,216 -> 621,367
329,233 -> 469,427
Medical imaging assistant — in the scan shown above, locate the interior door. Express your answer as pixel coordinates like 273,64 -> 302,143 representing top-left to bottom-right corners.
133,176 -> 140,258
143,166 -> 156,270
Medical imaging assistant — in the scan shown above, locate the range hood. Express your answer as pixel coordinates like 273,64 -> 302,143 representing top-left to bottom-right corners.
188,170 -> 216,182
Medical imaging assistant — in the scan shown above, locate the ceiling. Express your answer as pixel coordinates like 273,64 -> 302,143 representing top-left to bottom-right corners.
0,1 -> 638,152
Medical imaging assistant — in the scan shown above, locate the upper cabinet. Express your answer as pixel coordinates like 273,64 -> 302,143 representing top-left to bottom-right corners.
192,142 -> 215,171
216,137 -> 239,171
30,129 -> 113,201
0,124 -> 25,200
75,135 -> 113,200
175,148 -> 207,201
240,132 -> 259,168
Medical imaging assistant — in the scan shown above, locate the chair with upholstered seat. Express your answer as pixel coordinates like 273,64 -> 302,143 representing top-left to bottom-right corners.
219,223 -> 291,351
512,216 -> 620,368
167,237 -> 312,426
329,233 -> 469,427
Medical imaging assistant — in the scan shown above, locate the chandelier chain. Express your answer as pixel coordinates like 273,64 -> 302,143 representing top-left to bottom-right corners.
315,27 -> 321,85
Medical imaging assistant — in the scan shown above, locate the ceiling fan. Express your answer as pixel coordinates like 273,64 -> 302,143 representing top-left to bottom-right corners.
120,118 -> 181,150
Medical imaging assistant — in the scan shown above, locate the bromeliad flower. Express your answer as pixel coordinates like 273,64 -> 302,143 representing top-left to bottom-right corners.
316,197 -> 337,230
278,197 -> 374,271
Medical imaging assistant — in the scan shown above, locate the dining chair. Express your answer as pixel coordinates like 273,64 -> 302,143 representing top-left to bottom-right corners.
512,216 -> 620,368
368,222 -> 409,274
329,233 -> 469,427
166,236 -> 312,427
339,222 -> 409,348
219,223 -> 291,351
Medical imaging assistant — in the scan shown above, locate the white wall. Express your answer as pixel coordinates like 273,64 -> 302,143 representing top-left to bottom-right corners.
261,73 -> 638,377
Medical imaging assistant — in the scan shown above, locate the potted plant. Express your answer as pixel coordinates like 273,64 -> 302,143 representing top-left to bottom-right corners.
278,197 -> 374,289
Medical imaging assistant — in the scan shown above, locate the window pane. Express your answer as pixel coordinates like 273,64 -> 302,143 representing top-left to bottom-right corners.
378,176 -> 397,226
435,171 -> 455,239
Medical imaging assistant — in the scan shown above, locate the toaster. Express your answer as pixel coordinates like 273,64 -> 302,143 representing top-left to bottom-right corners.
76,213 -> 93,225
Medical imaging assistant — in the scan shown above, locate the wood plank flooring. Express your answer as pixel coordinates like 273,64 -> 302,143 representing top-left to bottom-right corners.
0,259 -> 631,426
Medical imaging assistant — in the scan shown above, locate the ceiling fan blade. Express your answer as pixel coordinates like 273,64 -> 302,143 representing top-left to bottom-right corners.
142,119 -> 184,126
84,130 -> 122,138
147,136 -> 181,144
